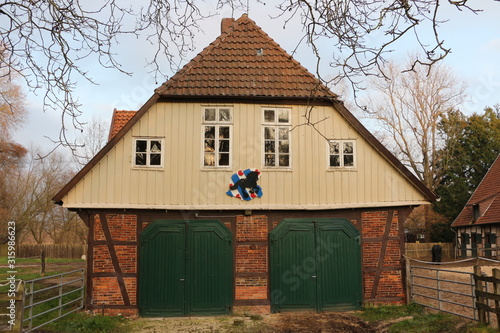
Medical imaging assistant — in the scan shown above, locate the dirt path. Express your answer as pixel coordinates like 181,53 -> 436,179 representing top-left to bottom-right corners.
127,312 -> 388,333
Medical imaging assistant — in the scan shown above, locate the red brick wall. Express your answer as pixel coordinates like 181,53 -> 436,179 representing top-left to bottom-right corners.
88,209 -> 408,316
90,214 -> 138,314
361,211 -> 404,304
234,215 -> 269,308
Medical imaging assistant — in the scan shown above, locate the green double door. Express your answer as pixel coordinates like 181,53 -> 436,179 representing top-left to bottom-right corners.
270,218 -> 362,312
139,220 -> 233,317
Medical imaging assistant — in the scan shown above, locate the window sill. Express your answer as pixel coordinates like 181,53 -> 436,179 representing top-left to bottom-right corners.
327,168 -> 357,172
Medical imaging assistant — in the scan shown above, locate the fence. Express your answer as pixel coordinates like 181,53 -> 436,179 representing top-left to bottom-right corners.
408,257 -> 500,328
405,242 -> 454,260
20,269 -> 85,332
409,264 -> 477,321
0,244 -> 88,259
474,266 -> 500,325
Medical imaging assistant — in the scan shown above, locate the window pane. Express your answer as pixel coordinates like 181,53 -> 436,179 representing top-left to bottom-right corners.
136,140 -> 147,152
205,108 -> 216,121
265,154 -> 275,166
219,126 -> 230,138
329,142 -> 339,154
204,139 -> 215,152
150,154 -> 161,165
135,153 -> 146,165
265,141 -> 275,153
204,152 -> 215,166
344,155 -> 354,167
330,155 -> 340,167
205,126 -> 215,138
219,153 -> 229,166
264,127 -> 275,139
219,108 -> 231,122
279,128 -> 289,140
343,142 -> 353,154
264,110 -> 275,123
279,154 -> 289,167
278,109 -> 289,123
150,140 -> 161,153
219,139 -> 230,152
278,140 -> 289,153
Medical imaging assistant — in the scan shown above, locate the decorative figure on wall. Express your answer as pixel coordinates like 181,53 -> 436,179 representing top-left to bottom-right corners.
227,169 -> 263,201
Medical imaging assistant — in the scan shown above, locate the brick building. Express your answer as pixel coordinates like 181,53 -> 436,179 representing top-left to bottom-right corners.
53,14 -> 435,317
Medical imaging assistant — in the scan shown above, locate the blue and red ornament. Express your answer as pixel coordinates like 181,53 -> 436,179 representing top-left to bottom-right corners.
227,169 -> 263,201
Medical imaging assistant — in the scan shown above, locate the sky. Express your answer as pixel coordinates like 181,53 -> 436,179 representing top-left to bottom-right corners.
12,1 -> 500,154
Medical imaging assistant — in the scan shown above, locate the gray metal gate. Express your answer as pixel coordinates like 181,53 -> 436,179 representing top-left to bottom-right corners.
21,269 -> 84,332
410,265 -> 477,320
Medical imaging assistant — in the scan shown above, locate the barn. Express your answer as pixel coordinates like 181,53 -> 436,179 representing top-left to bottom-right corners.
451,154 -> 500,258
53,14 -> 435,317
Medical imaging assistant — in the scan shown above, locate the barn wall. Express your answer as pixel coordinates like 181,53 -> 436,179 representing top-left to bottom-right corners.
63,102 -> 429,210
82,206 -> 412,316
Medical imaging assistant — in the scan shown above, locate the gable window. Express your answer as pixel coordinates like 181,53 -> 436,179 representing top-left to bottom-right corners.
134,138 -> 163,167
328,140 -> 355,168
263,108 -> 291,168
203,107 -> 232,167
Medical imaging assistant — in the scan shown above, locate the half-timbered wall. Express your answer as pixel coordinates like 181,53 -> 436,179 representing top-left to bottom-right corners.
81,206 -> 412,316
456,226 -> 500,259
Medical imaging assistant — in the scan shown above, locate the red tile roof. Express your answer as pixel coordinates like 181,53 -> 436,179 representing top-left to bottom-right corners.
108,109 -> 137,141
452,154 -> 500,227
156,14 -> 337,100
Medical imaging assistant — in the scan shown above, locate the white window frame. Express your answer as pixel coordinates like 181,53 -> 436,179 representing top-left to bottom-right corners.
262,108 -> 292,169
133,138 -> 164,168
327,139 -> 356,169
202,107 -> 233,168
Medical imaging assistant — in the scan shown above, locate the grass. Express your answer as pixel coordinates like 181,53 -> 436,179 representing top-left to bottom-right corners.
358,303 -> 498,333
44,312 -> 129,333
359,302 -> 425,322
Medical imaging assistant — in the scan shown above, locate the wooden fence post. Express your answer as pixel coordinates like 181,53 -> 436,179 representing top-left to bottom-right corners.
40,250 -> 46,277
405,258 -> 412,305
493,268 -> 500,327
474,266 -> 487,325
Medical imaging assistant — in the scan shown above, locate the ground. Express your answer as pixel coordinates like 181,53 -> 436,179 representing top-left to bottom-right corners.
3,258 -> 499,332
127,312 -> 396,333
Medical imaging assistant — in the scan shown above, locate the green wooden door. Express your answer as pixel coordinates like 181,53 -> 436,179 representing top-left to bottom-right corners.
270,218 -> 362,313
139,220 -> 232,317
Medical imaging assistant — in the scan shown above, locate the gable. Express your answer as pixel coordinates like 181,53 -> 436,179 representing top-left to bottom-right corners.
53,14 -> 435,208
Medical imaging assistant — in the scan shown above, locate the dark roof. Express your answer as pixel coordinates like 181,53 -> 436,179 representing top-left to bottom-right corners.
53,14 -> 436,204
108,109 -> 137,141
156,14 -> 336,100
452,154 -> 500,227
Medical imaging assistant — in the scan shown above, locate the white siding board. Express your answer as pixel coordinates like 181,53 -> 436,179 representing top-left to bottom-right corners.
60,102 -> 430,209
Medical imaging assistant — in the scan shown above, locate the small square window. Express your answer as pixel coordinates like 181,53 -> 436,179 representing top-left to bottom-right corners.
328,140 -> 355,168
134,138 -> 164,167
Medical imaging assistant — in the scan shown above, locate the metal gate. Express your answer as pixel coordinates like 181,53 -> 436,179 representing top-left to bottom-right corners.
139,220 -> 233,317
270,218 -> 362,312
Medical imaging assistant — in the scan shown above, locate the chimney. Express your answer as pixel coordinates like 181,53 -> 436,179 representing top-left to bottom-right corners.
221,18 -> 235,33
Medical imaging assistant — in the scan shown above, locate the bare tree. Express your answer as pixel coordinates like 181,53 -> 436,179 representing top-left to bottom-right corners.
363,57 -> 466,192
73,115 -> 109,167
0,1 -> 490,150
11,149 -> 81,244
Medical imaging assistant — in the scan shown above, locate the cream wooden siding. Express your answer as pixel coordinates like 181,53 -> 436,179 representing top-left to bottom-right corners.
62,102 -> 429,209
